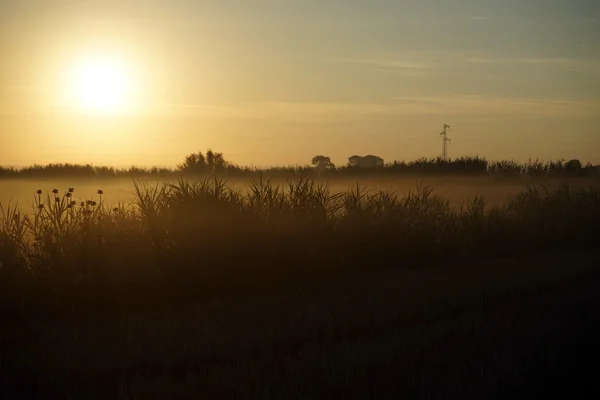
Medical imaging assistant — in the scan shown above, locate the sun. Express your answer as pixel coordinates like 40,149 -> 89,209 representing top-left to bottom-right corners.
65,56 -> 138,114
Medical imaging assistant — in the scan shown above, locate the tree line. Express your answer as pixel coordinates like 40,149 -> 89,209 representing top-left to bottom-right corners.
0,150 -> 598,178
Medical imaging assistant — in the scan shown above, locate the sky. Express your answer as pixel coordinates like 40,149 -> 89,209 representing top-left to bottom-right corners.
1,0 -> 599,167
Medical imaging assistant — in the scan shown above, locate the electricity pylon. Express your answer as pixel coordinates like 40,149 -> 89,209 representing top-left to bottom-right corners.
440,124 -> 451,161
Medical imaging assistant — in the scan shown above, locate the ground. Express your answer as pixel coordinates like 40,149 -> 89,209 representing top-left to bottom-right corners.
4,250 -> 600,398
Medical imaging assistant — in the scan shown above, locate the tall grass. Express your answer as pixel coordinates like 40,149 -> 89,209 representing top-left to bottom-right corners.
1,176 -> 599,315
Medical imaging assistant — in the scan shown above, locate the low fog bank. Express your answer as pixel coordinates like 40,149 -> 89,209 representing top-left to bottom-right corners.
1,174 -> 598,209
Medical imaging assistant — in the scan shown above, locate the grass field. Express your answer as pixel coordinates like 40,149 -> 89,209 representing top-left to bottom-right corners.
2,175 -> 599,397
4,250 -> 600,398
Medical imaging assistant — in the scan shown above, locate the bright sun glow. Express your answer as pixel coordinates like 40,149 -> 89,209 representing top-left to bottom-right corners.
65,56 -> 138,114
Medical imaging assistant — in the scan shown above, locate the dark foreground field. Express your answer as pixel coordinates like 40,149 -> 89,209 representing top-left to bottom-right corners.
3,250 -> 599,399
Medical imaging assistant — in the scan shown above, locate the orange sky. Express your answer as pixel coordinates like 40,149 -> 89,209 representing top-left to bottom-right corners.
1,1 -> 599,167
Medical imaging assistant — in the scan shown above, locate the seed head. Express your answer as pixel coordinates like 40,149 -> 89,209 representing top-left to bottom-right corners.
52,189 -> 58,194
38,204 -> 44,210
91,201 -> 97,207
68,188 -> 75,193
65,192 -> 72,198
80,202 -> 85,207
55,197 -> 60,203
112,207 -> 119,213
36,190 -> 42,195
97,190 -> 104,195
71,200 -> 77,206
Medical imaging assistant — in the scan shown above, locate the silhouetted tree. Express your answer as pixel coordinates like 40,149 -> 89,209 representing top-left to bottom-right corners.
178,149 -> 229,173
210,150 -> 228,172
348,155 -> 384,168
565,159 -> 582,173
311,155 -> 335,174
178,152 -> 206,173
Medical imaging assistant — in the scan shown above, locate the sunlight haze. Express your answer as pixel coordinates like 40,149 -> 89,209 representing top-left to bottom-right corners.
1,0 -> 599,167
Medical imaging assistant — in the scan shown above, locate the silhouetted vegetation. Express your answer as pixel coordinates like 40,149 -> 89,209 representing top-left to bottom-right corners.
0,163 -> 175,179
3,175 -> 600,399
177,149 -> 232,173
2,153 -> 598,180
311,155 -> 335,174
348,154 -> 385,168
1,176 -> 599,317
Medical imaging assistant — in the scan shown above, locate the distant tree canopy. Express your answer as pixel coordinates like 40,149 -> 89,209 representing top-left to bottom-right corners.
178,149 -> 229,173
565,159 -> 582,172
348,155 -> 384,168
1,153 -> 598,180
311,155 -> 335,173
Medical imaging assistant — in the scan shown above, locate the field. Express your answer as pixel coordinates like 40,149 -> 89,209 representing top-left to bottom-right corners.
5,250 -> 600,398
2,173 -> 600,397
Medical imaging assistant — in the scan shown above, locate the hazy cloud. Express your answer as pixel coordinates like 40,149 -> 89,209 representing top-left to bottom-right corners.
157,95 -> 600,122
327,57 -> 439,77
10,95 -> 594,122
469,16 -> 490,21
332,54 -> 597,76
521,58 -> 579,65
330,57 -> 438,70
464,57 -> 495,64
464,56 -> 598,70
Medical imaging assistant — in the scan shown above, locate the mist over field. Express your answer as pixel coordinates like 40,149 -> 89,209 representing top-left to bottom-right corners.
1,174 -> 596,212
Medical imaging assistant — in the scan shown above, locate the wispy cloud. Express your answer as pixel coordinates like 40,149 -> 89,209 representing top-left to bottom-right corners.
327,57 -> 439,77
521,58 -> 579,65
331,54 -> 598,77
464,57 -> 495,64
464,56 -> 599,70
155,95 -> 600,123
5,95 -> 598,121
